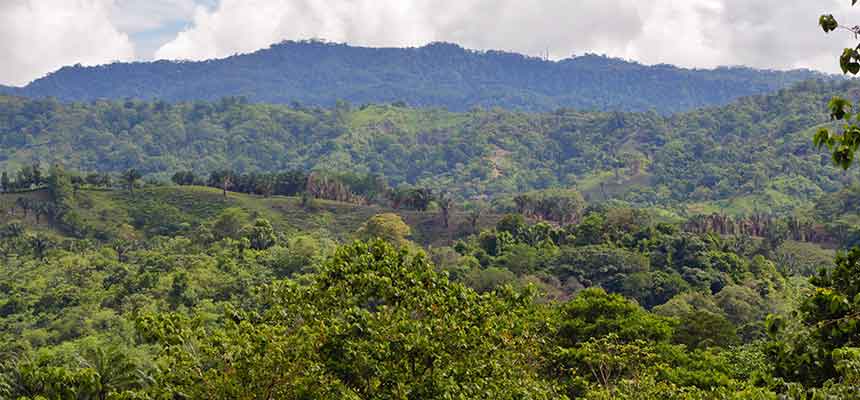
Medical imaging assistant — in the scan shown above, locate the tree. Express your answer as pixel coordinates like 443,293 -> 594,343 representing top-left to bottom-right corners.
815,4 -> 860,169
31,162 -> 42,186
135,240 -> 564,398
242,218 -> 277,250
29,234 -> 52,260
76,345 -> 148,396
171,170 -> 197,186
438,192 -> 453,228
46,164 -> 72,207
557,288 -> 673,346
210,207 -> 249,241
122,168 -> 142,194
465,200 -> 486,234
356,213 -> 412,245
514,189 -> 586,225
671,311 -> 738,349
1,172 -> 8,192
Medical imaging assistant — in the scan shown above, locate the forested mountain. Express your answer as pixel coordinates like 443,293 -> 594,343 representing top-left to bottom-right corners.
2,40 -> 830,113
1,79 -> 857,214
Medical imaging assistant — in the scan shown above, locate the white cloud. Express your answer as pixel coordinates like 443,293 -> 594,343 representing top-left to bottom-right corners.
109,0 -> 198,33
0,0 -> 135,86
2,0 -> 859,86
155,0 -> 644,61
155,0 -> 860,73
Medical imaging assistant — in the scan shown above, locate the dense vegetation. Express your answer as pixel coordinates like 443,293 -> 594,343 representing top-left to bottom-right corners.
2,78 -> 860,219
0,40 -> 829,114
0,166 -> 852,399
4,12 -> 860,397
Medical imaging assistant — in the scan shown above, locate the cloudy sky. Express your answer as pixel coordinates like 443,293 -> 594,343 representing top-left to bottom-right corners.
1,0 -> 858,86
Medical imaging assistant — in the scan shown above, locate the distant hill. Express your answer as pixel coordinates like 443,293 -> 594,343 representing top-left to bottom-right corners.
7,40 -> 832,113
0,78 -> 858,214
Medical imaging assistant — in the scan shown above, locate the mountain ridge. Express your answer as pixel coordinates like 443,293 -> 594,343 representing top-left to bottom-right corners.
4,40 -> 833,113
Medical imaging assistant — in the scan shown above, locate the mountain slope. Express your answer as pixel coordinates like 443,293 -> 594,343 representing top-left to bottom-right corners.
11,40 -> 830,113
0,79 -> 856,212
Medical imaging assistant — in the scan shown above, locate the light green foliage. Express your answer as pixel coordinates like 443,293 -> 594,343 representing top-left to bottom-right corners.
355,213 -> 412,245
242,218 -> 277,250
775,241 -> 835,276
0,172 -> 829,399
135,240 -> 565,398
209,207 -> 249,241
558,288 -> 673,345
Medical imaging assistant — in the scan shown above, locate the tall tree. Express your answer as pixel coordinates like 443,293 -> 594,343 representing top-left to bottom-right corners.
0,172 -> 8,192
438,192 -> 453,228
122,169 -> 142,194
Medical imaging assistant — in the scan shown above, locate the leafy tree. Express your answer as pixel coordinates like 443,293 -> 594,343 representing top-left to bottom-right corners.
46,164 -> 72,209
242,218 -> 277,250
135,240 -> 564,398
672,311 -> 739,349
356,213 -> 412,245
767,246 -> 860,388
557,288 -> 673,346
437,191 -> 453,228
210,207 -> 249,241
816,3 -> 860,169
171,170 -> 197,186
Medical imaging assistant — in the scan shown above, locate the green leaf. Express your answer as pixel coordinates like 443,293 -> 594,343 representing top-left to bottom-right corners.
821,14 -> 839,33
814,128 -> 832,149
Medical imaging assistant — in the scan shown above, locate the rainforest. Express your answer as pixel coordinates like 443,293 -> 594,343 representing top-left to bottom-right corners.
4,2 -> 860,399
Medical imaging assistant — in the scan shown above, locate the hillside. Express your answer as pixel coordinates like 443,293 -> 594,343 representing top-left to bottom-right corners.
0,171 -> 842,398
0,186 -> 505,247
1,79 -> 858,214
5,41 -> 830,113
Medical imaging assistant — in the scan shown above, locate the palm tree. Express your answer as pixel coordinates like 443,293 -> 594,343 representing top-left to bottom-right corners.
77,345 -> 149,399
122,169 -> 142,194
438,192 -> 453,228
29,235 -> 50,260
221,172 -> 233,198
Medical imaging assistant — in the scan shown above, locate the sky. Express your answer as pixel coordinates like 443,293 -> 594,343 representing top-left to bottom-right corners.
1,0 -> 858,86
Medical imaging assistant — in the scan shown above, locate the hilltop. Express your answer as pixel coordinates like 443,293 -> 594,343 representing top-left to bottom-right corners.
1,40 -> 830,113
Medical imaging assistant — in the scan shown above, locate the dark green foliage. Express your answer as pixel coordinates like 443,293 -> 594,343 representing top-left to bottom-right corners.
242,218 -> 277,250
132,240 -> 564,398
558,288 -> 674,345
767,247 -> 860,387
815,2 -> 860,170
0,189 -> 815,398
1,79 -> 859,207
672,311 -> 739,349
13,41 -> 827,114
